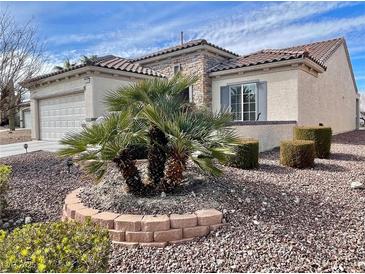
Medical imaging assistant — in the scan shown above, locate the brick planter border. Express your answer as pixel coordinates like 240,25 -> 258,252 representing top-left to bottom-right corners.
62,188 -> 224,248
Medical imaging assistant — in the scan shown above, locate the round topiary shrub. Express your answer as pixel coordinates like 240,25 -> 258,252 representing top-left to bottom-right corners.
226,139 -> 259,169
293,126 -> 332,158
280,140 -> 315,168
0,221 -> 110,272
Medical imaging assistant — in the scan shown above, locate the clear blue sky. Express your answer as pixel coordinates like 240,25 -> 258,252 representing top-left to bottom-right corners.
2,1 -> 365,93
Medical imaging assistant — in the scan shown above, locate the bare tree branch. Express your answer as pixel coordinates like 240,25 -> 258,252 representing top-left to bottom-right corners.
0,8 -> 47,129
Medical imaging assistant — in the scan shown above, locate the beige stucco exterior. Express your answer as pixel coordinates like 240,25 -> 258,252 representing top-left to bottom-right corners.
297,44 -> 358,134
26,40 -> 358,148
29,69 -> 148,140
210,43 -> 358,148
231,122 -> 297,152
211,68 -> 299,121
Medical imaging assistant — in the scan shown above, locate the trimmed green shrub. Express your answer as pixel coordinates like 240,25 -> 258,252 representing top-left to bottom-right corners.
0,221 -> 110,272
280,140 -> 315,168
226,139 -> 259,169
0,165 -> 12,218
293,126 -> 332,158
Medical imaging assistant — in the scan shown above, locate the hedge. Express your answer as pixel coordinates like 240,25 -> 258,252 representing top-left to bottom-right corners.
280,140 -> 315,168
0,221 -> 110,272
293,126 -> 332,158
226,139 -> 259,169
0,165 -> 12,218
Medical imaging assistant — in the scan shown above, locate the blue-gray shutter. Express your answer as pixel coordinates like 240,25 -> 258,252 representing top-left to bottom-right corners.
220,86 -> 230,113
257,81 -> 267,121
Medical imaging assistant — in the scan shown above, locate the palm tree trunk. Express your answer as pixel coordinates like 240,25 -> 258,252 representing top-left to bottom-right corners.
113,148 -> 144,195
147,125 -> 168,188
163,152 -> 188,191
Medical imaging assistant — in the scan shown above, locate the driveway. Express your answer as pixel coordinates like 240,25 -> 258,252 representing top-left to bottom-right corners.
0,140 -> 64,158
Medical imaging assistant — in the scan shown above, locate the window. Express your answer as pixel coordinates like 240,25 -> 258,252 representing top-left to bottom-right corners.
173,64 -> 181,75
178,86 -> 193,103
229,83 -> 257,121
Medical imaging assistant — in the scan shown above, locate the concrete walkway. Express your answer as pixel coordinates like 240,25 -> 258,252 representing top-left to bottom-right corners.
0,141 -> 64,158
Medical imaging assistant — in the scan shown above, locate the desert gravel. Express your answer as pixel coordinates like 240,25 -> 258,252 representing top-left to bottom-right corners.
109,130 -> 365,272
0,130 -> 364,272
0,151 -> 91,223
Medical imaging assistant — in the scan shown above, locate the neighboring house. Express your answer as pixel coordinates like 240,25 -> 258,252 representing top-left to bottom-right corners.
19,101 -> 32,129
22,37 -> 360,151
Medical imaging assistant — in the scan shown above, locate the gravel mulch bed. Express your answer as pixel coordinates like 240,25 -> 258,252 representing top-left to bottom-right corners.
0,151 -> 91,224
109,130 -> 365,272
0,130 -> 364,272
80,162 -> 244,215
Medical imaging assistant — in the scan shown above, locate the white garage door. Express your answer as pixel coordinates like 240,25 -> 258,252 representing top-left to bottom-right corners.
23,110 -> 32,129
39,93 -> 85,141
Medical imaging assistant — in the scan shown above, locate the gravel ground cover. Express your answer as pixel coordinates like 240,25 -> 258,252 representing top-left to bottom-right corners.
0,129 -> 31,145
109,130 -> 365,272
0,151 -> 91,224
0,130 -> 364,272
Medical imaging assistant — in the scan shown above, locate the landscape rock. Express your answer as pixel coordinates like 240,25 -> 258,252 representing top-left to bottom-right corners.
350,181 -> 363,189
24,217 -> 32,224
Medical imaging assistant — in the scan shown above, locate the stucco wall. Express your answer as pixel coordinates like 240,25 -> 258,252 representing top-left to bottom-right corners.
297,44 -> 358,134
231,121 -> 297,151
29,74 -> 137,140
211,69 -> 299,121
91,75 -> 132,118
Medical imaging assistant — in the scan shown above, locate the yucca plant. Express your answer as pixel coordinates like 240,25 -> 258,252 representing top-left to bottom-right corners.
105,74 -> 198,187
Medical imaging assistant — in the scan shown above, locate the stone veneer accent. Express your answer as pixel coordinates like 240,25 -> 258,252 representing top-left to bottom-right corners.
138,51 -> 227,109
62,188 -> 224,248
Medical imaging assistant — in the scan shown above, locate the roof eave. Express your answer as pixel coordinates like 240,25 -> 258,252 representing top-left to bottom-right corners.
209,58 -> 325,77
23,65 -> 164,90
134,44 -> 238,64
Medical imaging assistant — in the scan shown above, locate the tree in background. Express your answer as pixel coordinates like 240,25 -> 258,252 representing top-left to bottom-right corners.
52,58 -> 75,71
0,9 -> 46,130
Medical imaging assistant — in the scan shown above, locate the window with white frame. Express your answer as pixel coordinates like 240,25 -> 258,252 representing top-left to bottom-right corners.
229,83 -> 258,121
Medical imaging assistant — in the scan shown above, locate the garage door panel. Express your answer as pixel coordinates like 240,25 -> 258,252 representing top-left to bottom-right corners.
39,93 -> 85,141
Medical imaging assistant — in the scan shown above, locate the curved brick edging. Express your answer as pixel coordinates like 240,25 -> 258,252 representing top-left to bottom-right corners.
61,188 -> 224,248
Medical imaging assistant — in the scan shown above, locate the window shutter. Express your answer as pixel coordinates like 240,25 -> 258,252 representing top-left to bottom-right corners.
257,81 -> 267,121
220,86 -> 230,113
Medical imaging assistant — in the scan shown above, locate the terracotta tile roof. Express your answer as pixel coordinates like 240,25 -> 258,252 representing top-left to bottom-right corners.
23,55 -> 164,85
209,38 -> 344,73
132,39 -> 239,62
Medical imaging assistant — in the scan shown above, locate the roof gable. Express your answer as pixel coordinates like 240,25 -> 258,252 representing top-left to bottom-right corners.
131,39 -> 239,62
209,38 -> 344,73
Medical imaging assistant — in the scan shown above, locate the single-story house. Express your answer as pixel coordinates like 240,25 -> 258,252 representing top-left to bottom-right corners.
22,37 -> 360,151
18,101 -> 32,129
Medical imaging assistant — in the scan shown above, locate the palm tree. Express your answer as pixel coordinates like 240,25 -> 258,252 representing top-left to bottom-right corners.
53,58 -> 75,71
80,55 -> 98,65
105,74 -> 198,188
143,105 -> 238,191
59,111 -> 147,194
59,75 -> 238,195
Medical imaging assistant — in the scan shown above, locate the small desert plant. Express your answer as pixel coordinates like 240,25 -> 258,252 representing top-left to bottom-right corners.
0,221 -> 110,272
0,165 -> 12,218
293,126 -> 332,158
280,140 -> 315,168
225,139 -> 259,169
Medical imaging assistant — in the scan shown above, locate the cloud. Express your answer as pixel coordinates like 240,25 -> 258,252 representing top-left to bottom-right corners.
32,0 -> 365,83
190,2 -> 365,54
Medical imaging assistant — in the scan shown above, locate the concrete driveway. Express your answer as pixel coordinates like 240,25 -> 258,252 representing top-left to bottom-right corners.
0,140 -> 64,158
